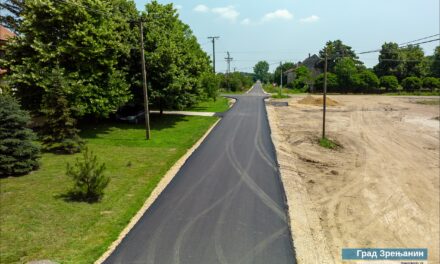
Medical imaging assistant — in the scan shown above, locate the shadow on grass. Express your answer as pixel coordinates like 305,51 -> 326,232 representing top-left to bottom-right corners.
55,191 -> 102,204
78,114 -> 188,140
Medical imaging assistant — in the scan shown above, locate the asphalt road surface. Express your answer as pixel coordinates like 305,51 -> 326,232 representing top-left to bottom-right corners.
104,82 -> 296,264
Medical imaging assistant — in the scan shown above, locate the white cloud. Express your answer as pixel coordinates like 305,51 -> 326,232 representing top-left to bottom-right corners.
194,4 -> 209,13
300,15 -> 320,23
262,9 -> 293,22
211,6 -> 240,22
241,18 -> 251,25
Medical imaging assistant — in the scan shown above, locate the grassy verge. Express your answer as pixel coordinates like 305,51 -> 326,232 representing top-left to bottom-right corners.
319,137 -> 339,149
0,115 -> 218,263
415,99 -> 440,105
263,84 -> 306,95
186,96 -> 230,112
385,91 -> 440,96
271,92 -> 290,99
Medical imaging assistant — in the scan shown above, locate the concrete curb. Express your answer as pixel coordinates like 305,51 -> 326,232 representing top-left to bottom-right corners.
94,118 -> 222,264
266,105 -> 335,264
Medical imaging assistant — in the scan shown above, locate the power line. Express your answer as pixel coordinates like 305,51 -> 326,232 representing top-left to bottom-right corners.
399,34 -> 439,46
358,38 -> 440,54
208,36 -> 220,73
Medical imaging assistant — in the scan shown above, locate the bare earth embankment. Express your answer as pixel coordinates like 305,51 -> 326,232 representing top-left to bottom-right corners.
267,95 -> 440,263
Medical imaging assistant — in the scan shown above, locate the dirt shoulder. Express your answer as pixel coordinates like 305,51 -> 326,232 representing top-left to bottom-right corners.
267,95 -> 440,263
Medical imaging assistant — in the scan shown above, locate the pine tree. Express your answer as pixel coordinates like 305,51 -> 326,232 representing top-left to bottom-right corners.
41,67 -> 83,154
0,94 -> 40,176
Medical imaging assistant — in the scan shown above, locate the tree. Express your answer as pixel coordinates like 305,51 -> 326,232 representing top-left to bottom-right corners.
374,42 -> 401,78
253,61 -> 270,83
200,72 -> 220,101
292,66 -> 312,91
0,0 -> 24,33
422,77 -> 440,91
318,40 -> 360,72
142,1 -> 212,112
400,45 -> 425,78
430,46 -> 440,78
401,77 -> 422,92
40,67 -> 83,154
66,147 -> 109,202
334,57 -> 358,92
273,62 -> 295,85
315,73 -> 339,93
380,76 -> 399,92
0,94 -> 40,177
355,70 -> 380,93
3,0 -> 134,117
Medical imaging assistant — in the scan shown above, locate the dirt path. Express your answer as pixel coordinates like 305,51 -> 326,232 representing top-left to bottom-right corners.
267,95 -> 440,263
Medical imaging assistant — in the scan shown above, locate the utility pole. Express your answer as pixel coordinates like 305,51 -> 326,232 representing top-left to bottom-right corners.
225,51 -> 233,91
208,36 -> 220,73
322,50 -> 328,139
139,19 -> 151,140
280,61 -> 283,96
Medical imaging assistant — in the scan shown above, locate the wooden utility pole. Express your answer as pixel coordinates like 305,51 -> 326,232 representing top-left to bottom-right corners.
280,61 -> 283,96
140,19 -> 151,140
225,52 -> 233,91
322,51 -> 328,139
208,36 -> 220,73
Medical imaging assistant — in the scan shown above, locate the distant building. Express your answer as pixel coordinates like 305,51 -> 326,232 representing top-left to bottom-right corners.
0,25 -> 16,77
284,54 -> 322,91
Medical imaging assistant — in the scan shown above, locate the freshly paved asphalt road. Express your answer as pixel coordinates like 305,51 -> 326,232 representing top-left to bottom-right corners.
104,82 -> 296,264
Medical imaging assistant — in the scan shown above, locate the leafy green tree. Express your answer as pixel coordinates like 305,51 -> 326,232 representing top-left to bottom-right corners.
273,62 -> 295,85
400,45 -> 425,78
430,46 -> 440,78
355,70 -> 380,93
3,0 -> 134,117
292,66 -> 313,90
380,75 -> 399,92
143,1 -> 211,112
40,67 -> 83,154
374,42 -> 401,77
334,57 -> 358,92
253,61 -> 270,83
401,77 -> 422,92
200,72 -> 220,101
422,77 -> 440,91
0,94 -> 40,177
318,40 -> 360,72
315,73 -> 339,93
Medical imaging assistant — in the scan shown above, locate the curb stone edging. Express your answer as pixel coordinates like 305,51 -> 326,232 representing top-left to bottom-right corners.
94,118 -> 221,264
266,105 -> 335,264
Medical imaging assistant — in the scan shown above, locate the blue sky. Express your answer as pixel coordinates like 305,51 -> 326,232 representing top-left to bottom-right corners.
134,0 -> 440,73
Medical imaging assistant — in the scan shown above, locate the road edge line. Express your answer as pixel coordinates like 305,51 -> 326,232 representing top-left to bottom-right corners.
94,117 -> 222,264
266,104 -> 335,264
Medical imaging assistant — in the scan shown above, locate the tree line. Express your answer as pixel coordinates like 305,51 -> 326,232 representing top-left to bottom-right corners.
253,40 -> 440,94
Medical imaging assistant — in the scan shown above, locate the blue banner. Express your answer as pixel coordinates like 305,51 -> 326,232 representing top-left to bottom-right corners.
342,248 -> 428,260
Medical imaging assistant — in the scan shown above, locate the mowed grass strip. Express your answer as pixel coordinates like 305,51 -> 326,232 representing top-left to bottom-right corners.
186,96 -> 230,113
0,115 -> 218,264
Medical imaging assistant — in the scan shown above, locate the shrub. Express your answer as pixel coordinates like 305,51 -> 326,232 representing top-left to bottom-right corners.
0,94 -> 41,177
380,75 -> 399,92
401,77 -> 422,92
200,72 -> 220,101
357,70 -> 380,92
422,77 -> 440,91
315,73 -> 339,93
66,148 -> 109,202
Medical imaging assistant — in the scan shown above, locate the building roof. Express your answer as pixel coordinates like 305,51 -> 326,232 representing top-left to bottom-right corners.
0,25 -> 16,41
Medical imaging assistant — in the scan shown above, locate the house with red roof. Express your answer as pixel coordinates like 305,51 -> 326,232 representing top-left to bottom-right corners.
0,25 -> 16,77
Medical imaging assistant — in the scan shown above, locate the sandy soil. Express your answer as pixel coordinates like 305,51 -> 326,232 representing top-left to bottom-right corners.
267,95 -> 440,263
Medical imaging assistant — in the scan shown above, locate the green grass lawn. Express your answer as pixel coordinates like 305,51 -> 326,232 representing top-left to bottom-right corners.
0,115 -> 217,263
186,96 -> 230,112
